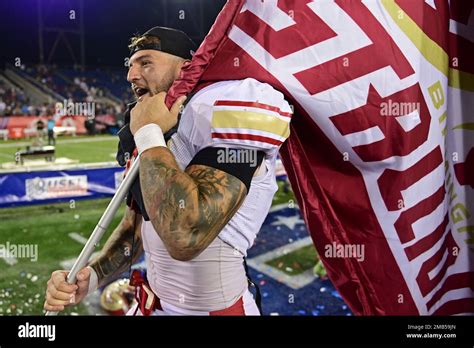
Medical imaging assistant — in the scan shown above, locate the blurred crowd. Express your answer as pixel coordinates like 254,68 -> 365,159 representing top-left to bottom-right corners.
0,83 -> 122,117
0,80 -> 52,116
33,64 -> 109,102
0,64 -> 132,117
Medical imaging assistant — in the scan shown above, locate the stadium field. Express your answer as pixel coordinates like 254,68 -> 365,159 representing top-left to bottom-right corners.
0,132 -> 338,316
0,168 -> 306,315
0,135 -> 119,165
0,198 -> 124,315
0,135 -> 122,315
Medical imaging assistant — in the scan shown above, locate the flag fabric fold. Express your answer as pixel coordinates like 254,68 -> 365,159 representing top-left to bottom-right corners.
167,0 -> 474,315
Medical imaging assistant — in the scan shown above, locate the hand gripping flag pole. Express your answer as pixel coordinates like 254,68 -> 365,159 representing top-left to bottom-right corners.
45,155 -> 141,316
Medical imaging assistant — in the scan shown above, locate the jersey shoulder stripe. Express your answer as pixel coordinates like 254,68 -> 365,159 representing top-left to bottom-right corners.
211,100 -> 292,148
214,100 -> 292,118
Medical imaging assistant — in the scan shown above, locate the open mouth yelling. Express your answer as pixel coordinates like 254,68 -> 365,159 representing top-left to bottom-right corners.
133,86 -> 149,97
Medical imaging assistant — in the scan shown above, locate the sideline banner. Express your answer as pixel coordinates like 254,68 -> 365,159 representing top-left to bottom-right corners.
0,166 -> 124,208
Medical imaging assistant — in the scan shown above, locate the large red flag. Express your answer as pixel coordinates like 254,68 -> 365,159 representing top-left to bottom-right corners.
167,0 -> 474,315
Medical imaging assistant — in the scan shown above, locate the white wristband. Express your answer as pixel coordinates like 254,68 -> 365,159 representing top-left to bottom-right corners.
86,266 -> 99,294
134,123 -> 167,154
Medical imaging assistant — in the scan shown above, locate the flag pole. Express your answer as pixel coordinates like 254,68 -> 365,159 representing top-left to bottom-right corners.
45,156 -> 141,316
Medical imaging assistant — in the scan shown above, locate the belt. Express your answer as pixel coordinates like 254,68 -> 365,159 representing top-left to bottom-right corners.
129,269 -> 246,316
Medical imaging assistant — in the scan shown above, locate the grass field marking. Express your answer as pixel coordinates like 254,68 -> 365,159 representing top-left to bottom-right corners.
59,251 -> 100,270
0,136 -> 117,149
0,252 -> 18,266
68,232 -> 88,245
268,202 -> 299,213
0,160 -> 120,173
266,244 -> 317,276
247,236 -> 316,290
0,198 -> 126,315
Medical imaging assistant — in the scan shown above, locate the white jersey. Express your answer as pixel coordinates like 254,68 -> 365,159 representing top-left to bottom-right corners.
141,78 -> 293,312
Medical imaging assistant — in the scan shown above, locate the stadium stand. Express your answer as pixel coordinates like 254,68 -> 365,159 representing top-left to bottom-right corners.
0,64 -> 130,139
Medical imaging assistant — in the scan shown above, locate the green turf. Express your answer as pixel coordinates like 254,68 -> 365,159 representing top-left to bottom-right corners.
0,134 -> 84,145
272,180 -> 296,206
54,138 -> 118,164
265,244 -> 319,276
0,134 -> 116,145
0,198 -> 125,315
0,135 -> 118,165
268,181 -> 323,277
0,155 -> 306,316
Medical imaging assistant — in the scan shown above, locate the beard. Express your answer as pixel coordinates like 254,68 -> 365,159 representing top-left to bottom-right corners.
154,72 -> 175,94
132,71 -> 176,99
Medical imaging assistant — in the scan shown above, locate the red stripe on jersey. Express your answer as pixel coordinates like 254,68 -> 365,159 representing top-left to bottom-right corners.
214,100 -> 292,118
212,132 -> 283,146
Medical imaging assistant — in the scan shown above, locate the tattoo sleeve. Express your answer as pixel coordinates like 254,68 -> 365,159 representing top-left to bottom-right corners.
89,206 -> 143,286
139,147 -> 247,261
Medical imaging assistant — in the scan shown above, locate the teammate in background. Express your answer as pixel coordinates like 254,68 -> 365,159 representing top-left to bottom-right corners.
47,116 -> 55,146
44,26 -> 292,315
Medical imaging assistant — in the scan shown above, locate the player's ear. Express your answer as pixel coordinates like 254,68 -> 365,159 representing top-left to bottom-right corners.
174,58 -> 189,78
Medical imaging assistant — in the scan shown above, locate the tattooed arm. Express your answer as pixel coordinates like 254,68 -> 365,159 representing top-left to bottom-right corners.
44,205 -> 143,311
140,147 -> 247,261
129,91 -> 247,260
89,205 -> 143,287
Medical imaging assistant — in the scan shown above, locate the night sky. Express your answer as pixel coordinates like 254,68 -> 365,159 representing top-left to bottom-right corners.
0,0 -> 226,68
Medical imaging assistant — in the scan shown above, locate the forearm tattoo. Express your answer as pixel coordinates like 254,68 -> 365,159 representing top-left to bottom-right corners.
89,207 -> 143,285
139,147 -> 246,260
